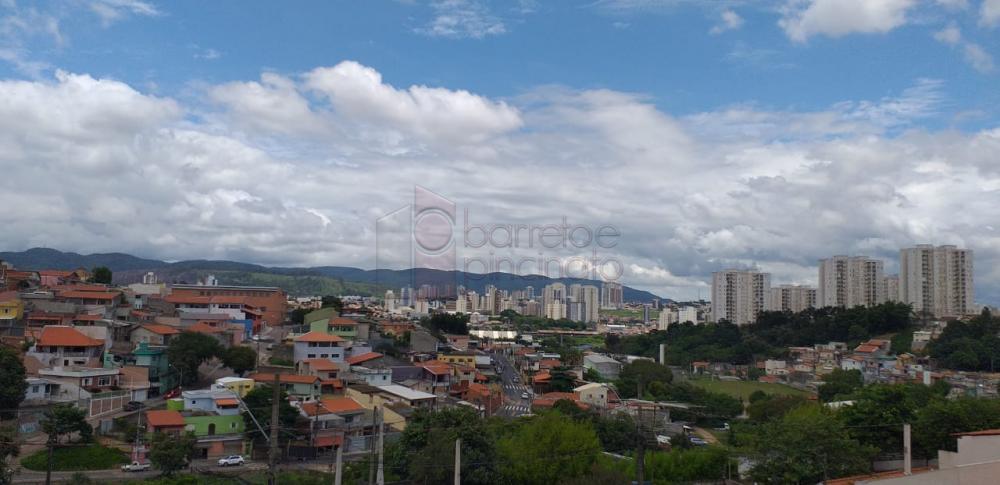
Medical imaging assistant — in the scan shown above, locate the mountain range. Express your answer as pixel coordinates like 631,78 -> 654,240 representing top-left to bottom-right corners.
0,248 -> 666,303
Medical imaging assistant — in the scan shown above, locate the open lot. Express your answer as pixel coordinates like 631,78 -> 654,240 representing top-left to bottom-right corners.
688,379 -> 811,401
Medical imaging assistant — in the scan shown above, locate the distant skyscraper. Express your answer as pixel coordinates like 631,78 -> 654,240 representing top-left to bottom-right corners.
881,275 -> 899,303
818,256 -> 885,308
900,245 -> 974,318
384,290 -> 396,312
711,270 -> 771,325
642,304 -> 651,324
769,285 -> 816,313
601,282 -> 623,309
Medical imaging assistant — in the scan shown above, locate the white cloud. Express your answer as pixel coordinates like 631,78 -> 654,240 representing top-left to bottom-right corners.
194,48 -> 221,60
710,9 -> 744,34
935,0 -> 968,9
416,0 -> 506,39
982,0 -> 1000,26
779,0 -> 916,42
932,24 -> 995,73
3,65 -> 1000,302
89,0 -> 160,26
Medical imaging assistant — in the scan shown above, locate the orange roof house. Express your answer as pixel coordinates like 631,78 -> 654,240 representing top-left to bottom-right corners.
300,397 -> 364,417
36,326 -> 103,347
141,324 -> 181,336
145,410 -> 186,429
295,331 -> 345,343
345,352 -> 384,366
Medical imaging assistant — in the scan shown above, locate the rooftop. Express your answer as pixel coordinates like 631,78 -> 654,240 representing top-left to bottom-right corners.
36,326 -> 103,347
345,352 -> 384,365
146,410 -> 186,428
139,324 -> 181,336
295,331 -> 346,343
377,384 -> 436,401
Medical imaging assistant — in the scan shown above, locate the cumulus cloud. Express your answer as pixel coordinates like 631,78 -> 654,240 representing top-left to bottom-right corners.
932,24 -> 995,73
779,0 -> 916,42
89,0 -> 160,26
2,63 -> 1000,302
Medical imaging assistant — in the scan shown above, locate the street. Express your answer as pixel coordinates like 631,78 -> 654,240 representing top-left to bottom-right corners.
11,459 -> 269,484
490,350 -> 533,418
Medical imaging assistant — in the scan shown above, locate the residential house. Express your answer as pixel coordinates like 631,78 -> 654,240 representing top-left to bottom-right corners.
146,409 -> 187,437
310,316 -> 369,342
129,323 -> 180,348
438,352 -> 476,368
345,352 -> 385,368
296,397 -> 370,454
27,325 -> 107,368
214,377 -> 255,397
248,373 -> 321,400
293,332 -> 346,364
37,366 -> 127,417
133,342 -> 178,397
574,383 -> 610,409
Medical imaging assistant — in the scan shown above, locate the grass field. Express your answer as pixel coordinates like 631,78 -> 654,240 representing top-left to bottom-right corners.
21,443 -> 127,471
688,379 -> 811,401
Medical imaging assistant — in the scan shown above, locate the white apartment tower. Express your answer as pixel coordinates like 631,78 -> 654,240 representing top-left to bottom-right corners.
818,256 -> 885,308
899,245 -> 974,318
881,275 -> 899,303
769,285 -> 817,313
711,270 -> 771,325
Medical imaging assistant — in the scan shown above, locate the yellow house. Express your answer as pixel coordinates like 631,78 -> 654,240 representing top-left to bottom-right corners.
438,352 -> 476,368
0,294 -> 23,322
214,377 -> 254,397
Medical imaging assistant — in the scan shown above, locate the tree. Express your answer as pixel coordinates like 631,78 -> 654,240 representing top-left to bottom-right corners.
90,266 -> 112,285
818,369 -> 863,402
148,431 -> 196,475
616,359 -> 672,398
838,384 -> 944,455
166,332 -> 224,386
750,405 -> 875,483
422,313 -> 470,336
592,413 -> 636,454
0,426 -> 19,485
913,398 -> 1000,458
641,447 -> 731,483
0,346 -> 27,420
222,346 -> 257,375
548,367 -> 577,393
747,395 -> 808,423
289,308 -> 309,325
41,404 -> 92,445
395,407 -> 500,485
320,296 -> 343,313
241,385 -> 301,445
499,413 -> 601,485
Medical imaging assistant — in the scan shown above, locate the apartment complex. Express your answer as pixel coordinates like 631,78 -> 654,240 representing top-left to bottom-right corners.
818,256 -> 885,308
770,285 -> 817,313
899,245 -> 974,318
711,270 -> 771,325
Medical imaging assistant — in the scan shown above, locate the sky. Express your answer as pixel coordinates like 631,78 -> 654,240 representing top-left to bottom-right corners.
1,0 -> 1000,302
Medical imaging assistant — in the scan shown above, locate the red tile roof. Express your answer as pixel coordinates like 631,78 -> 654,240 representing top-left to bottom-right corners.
295,331 -> 345,343
855,344 -> 880,353
215,398 -> 239,407
533,371 -> 552,382
73,314 -> 102,321
140,324 -> 181,336
328,317 -> 359,325
345,352 -> 383,365
37,326 -> 103,347
145,410 -> 185,428
417,360 -> 452,376
300,397 -> 364,416
313,435 -> 343,447
303,358 -> 340,371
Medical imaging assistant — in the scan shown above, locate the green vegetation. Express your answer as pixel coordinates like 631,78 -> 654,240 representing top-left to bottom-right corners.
929,308 -> 1000,371
167,332 -> 224,386
0,425 -> 19,483
689,378 -> 809,401
0,346 -> 27,420
21,443 -> 126,471
599,308 -> 657,321
90,266 -> 113,284
221,346 -> 257,375
608,303 -> 913,365
209,271 -> 377,297
241,385 -> 302,445
41,403 -> 93,445
268,356 -> 293,366
422,313 -> 470,336
818,368 -> 864,402
149,431 -> 196,475
613,361 -> 742,423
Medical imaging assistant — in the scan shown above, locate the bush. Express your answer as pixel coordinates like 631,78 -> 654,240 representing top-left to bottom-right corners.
21,443 -> 127,471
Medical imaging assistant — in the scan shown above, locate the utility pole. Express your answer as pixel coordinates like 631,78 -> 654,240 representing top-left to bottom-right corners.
454,438 -> 461,485
368,406 -> 379,485
904,423 -> 912,476
44,436 -> 54,485
334,441 -> 344,485
268,373 -> 281,485
376,408 -> 385,485
635,402 -> 645,485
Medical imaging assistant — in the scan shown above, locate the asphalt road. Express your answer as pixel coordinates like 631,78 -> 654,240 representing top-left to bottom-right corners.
490,350 -> 533,418
12,459 -> 268,484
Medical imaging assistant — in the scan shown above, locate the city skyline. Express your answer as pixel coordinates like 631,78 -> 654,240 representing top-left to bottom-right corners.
2,1 -> 1000,302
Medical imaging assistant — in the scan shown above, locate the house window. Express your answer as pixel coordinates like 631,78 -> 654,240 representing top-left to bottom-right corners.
31,386 -> 38,393
98,377 -> 110,386
308,354 -> 316,358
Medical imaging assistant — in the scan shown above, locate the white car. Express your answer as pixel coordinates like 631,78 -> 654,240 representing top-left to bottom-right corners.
218,455 -> 245,466
121,461 -> 151,472
521,392 -> 530,400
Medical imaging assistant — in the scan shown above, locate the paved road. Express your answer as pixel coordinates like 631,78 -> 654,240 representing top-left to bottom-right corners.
12,460 -> 268,484
490,351 -> 533,418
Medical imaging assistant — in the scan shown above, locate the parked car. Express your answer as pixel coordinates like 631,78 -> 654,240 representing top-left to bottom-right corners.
521,392 -> 530,400
163,388 -> 182,399
689,437 -> 708,446
124,401 -> 144,411
218,455 -> 245,466
121,461 -> 151,472
655,435 -> 672,448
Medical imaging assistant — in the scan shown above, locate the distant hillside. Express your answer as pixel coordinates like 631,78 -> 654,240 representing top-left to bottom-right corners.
0,247 -> 667,302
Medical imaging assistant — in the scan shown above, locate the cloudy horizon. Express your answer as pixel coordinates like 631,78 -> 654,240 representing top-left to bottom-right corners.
1,1 -> 1000,302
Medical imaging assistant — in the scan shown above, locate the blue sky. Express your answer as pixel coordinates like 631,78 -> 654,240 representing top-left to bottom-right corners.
2,0 -> 1000,302
6,0 -> 998,124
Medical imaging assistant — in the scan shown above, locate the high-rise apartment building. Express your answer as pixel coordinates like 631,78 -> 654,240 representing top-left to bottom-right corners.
769,285 -> 816,313
818,256 -> 885,308
710,270 -> 771,325
601,282 -> 623,309
881,275 -> 899,303
899,245 -> 974,318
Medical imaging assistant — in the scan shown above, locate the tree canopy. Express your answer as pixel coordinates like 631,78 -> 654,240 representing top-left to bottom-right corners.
498,413 -> 601,485
818,368 -> 864,402
241,385 -> 301,444
928,309 -> 1000,371
0,346 -> 27,420
148,431 -> 195,476
90,266 -> 112,284
221,346 -> 257,375
41,404 -> 92,445
166,332 -> 224,385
